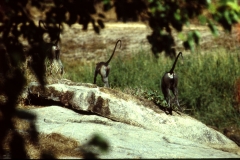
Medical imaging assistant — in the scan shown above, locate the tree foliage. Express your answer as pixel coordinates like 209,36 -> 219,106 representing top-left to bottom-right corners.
0,0 -> 240,158
145,0 -> 240,57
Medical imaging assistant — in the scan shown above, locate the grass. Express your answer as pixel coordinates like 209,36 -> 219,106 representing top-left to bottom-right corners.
62,47 -> 240,131
178,48 -> 240,129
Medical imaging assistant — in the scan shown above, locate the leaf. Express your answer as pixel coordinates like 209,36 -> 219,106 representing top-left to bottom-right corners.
208,3 -> 216,13
103,0 -> 112,11
183,40 -> 190,50
157,4 -> 165,12
183,32 -> 196,52
88,134 -> 109,152
223,11 -> 231,25
97,19 -> 105,29
226,1 -> 240,11
231,12 -> 240,23
207,20 -> 219,36
177,32 -> 185,41
103,0 -> 110,5
174,11 -> 181,21
93,26 -> 100,34
193,31 -> 200,45
198,15 -> 207,25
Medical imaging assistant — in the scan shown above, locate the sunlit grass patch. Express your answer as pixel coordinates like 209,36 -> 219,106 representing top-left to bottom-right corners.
62,47 -> 240,130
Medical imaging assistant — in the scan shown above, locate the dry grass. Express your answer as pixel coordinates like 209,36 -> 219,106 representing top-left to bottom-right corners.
234,78 -> 240,113
1,115 -> 83,159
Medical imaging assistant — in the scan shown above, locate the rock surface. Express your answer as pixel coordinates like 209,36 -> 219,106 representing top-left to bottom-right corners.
23,80 -> 240,158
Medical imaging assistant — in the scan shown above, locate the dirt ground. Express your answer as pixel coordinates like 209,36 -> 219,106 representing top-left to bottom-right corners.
59,21 -> 239,64
60,22 -> 152,63
24,1 -> 240,64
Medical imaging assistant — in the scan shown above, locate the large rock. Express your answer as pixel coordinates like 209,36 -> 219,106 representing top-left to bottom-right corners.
24,80 -> 240,158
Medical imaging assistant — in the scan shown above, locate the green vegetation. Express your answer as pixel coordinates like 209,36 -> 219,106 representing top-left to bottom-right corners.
63,47 -> 240,130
